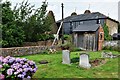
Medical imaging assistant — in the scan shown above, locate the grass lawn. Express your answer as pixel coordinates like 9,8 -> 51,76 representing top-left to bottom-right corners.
18,50 -> 119,78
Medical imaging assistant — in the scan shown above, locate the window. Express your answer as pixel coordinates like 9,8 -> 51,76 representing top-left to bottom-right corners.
97,19 -> 100,24
99,20 -> 101,23
100,33 -> 103,40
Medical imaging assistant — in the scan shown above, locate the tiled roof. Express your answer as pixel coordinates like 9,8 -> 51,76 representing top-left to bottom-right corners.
57,12 -> 119,23
73,24 -> 100,32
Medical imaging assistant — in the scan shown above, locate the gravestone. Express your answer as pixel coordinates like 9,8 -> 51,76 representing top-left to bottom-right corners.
62,50 -> 70,64
79,53 -> 91,68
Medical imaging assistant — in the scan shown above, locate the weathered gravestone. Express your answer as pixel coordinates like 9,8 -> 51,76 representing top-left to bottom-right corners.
79,53 -> 91,68
62,50 -> 70,64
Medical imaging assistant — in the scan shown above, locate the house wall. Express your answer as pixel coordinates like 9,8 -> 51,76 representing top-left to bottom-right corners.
105,19 -> 118,35
63,22 -> 71,34
99,19 -> 105,26
63,19 -> 105,34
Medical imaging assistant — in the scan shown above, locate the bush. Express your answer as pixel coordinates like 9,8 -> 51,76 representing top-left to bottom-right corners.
59,42 -> 76,51
71,47 -> 82,52
102,45 -> 119,51
63,35 -> 71,40
0,56 -> 37,79
1,1 -> 25,47
38,34 -> 54,41
0,24 -> 25,47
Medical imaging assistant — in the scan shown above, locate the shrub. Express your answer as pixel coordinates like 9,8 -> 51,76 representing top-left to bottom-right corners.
0,24 -> 25,47
1,1 -> 25,47
0,56 -> 37,79
71,47 -> 82,52
102,45 -> 119,51
39,34 -> 54,41
63,35 -> 71,40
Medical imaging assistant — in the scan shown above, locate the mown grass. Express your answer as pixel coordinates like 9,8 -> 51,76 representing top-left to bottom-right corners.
18,50 -> 119,78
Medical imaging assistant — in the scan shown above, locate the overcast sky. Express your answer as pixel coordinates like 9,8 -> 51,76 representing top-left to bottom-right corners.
2,0 -> 120,21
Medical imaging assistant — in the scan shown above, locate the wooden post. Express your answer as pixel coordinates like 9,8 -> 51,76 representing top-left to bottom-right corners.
61,3 -> 64,44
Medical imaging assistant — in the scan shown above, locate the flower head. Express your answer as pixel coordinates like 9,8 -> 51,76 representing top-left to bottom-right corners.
7,69 -> 14,76
0,74 -> 5,80
0,65 -> 2,69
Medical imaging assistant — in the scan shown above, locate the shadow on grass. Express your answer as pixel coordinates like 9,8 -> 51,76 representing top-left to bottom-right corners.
71,57 -> 79,63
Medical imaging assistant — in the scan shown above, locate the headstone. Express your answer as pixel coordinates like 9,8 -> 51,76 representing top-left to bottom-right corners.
62,50 -> 70,64
79,53 -> 91,68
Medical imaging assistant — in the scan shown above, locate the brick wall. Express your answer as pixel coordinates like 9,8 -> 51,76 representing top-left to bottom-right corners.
0,46 -> 49,57
98,26 -> 104,51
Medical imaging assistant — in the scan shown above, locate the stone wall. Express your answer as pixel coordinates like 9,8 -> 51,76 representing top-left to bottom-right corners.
0,46 -> 49,57
23,40 -> 53,47
103,40 -> 119,47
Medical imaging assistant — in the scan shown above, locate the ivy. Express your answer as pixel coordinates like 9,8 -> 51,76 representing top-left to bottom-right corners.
103,23 -> 112,40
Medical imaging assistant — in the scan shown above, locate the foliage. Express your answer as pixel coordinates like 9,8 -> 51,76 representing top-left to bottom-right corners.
0,56 -> 37,79
38,34 -> 54,41
1,1 -> 25,47
60,42 -> 71,50
1,1 -> 54,47
63,35 -> 71,40
14,1 -> 52,42
60,42 -> 75,51
1,24 -> 25,47
102,45 -> 120,52
103,23 -> 112,40
59,35 -> 74,50
71,47 -> 82,52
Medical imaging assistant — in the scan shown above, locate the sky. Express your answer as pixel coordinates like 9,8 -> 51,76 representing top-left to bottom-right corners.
2,0 -> 120,21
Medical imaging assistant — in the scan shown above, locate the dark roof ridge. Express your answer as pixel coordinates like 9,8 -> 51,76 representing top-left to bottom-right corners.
57,12 -> 119,23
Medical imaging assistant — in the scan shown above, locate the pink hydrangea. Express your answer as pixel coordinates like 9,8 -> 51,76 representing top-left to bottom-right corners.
1,56 -> 37,78
0,65 -> 2,69
7,69 -> 14,76
0,74 -> 5,80
3,58 -> 8,63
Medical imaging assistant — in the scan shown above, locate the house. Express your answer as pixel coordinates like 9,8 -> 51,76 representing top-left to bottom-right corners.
56,10 -> 119,51
57,10 -> 119,35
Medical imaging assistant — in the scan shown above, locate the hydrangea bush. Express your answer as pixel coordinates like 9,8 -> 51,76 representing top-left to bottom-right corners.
0,56 -> 37,79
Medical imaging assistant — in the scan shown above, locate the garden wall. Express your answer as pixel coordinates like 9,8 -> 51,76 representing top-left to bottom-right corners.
103,40 -> 120,47
0,46 -> 49,57
23,40 -> 53,46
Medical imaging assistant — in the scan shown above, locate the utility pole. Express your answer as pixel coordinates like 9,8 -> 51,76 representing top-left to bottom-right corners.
61,3 -> 64,44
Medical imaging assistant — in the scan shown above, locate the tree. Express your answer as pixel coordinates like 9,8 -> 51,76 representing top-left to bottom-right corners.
14,1 -> 52,42
1,1 -> 25,47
